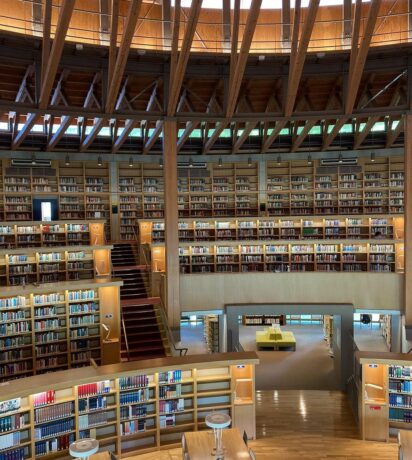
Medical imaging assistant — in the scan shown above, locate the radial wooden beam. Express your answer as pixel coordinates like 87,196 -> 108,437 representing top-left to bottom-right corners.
261,120 -> 288,153
32,0 -> 43,36
285,0 -> 320,116
39,0 -> 75,109
106,0 -> 142,113
108,0 -> 119,89
203,121 -> 228,154
343,0 -> 352,41
229,0 -> 240,89
348,0 -> 362,88
386,117 -> 404,147
41,0 -> 52,85
353,116 -> 380,149
345,0 -> 382,114
162,0 -> 172,48
169,0 -> 181,81
167,0 -> 203,116
226,0 -> 262,117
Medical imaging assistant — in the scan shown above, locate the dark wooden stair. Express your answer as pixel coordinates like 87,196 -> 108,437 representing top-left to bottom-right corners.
111,243 -> 167,361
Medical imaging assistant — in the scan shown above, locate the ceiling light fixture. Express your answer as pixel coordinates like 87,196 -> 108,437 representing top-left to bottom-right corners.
307,154 -> 312,166
248,157 -> 252,167
218,158 -> 223,167
277,155 -> 281,166
159,157 -> 163,168
371,152 -> 375,162
98,156 -> 103,167
31,154 -> 36,165
129,156 -> 133,167
65,154 -> 70,166
189,157 -> 193,168
338,153 -> 343,164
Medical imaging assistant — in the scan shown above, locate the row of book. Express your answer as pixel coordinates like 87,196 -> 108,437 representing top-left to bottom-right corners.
35,433 -> 74,456
389,365 -> 412,378
159,371 -> 182,384
159,385 -> 182,399
0,447 -> 26,460
120,419 -> 145,435
119,389 -> 150,405
119,375 -> 150,390
0,414 -> 25,433
77,381 -> 111,398
78,412 -> 108,429
78,396 -> 107,413
34,402 -> 73,423
34,419 -> 74,440
159,399 -> 184,414
389,394 -> 412,407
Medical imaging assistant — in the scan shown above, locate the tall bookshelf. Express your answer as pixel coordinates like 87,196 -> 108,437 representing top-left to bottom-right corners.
0,353 -> 258,458
151,241 -> 404,274
139,216 -> 404,244
0,279 -> 121,381
266,155 -> 404,217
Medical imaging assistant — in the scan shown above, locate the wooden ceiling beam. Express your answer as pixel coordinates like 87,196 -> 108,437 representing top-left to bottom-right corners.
12,0 -> 75,150
106,0 -> 142,113
99,0 -> 110,45
229,0 -> 240,90
386,117 -> 404,147
291,119 -> 317,151
232,122 -> 259,153
108,0 -> 119,88
169,0 -> 181,85
203,121 -> 228,154
345,0 -> 382,114
261,120 -> 288,153
285,0 -> 320,116
80,117 -> 105,151
353,115 -> 380,149
167,0 -> 203,116
42,0 -> 52,86
177,121 -> 201,151
162,0 -> 172,48
143,120 -> 162,154
321,118 -> 347,150
226,0 -> 262,117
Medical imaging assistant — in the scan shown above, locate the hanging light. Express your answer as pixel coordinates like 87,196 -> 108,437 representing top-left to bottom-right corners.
129,156 -> 133,167
218,157 -> 223,167
248,157 -> 252,167
65,154 -> 70,166
189,157 -> 193,168
307,154 -> 312,166
159,157 -> 163,168
277,155 -> 281,166
371,152 -> 375,163
31,154 -> 36,165
98,155 -> 103,167
338,153 -> 343,164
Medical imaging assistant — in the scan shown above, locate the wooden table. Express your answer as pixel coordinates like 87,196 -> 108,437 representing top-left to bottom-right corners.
183,428 -> 250,459
90,453 -> 111,460
399,430 -> 412,459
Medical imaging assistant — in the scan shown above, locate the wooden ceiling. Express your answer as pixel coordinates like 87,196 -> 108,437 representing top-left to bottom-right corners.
0,0 -> 409,155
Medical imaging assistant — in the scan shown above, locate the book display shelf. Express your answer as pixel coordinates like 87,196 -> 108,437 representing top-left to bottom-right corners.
150,241 -> 404,274
0,221 -> 105,250
242,315 -> 286,326
266,156 -> 404,216
357,352 -> 412,443
139,216 -> 404,244
0,244 -> 112,287
0,279 -> 121,382
203,315 -> 219,353
0,352 -> 258,459
0,160 -> 111,241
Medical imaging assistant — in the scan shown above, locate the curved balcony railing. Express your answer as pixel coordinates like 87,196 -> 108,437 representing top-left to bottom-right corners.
0,0 -> 410,54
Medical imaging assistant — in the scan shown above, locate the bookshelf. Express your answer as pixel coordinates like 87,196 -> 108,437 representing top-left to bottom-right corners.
204,315 -> 219,353
0,279 -> 121,382
0,352 -> 258,458
357,352 -> 412,442
151,241 -> 404,274
266,156 -> 404,217
0,221 -> 105,250
242,315 -> 286,326
139,216 -> 404,245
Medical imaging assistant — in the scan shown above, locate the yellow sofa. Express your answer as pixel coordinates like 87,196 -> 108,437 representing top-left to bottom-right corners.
255,326 -> 296,351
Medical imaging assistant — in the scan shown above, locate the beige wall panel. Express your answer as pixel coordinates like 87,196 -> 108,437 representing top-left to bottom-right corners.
180,273 -> 403,310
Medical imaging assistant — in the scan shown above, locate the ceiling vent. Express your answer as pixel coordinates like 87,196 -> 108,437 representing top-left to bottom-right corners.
320,157 -> 358,166
11,158 -> 52,168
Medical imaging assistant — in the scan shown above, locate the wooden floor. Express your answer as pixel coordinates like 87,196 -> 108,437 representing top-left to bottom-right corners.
128,390 -> 398,459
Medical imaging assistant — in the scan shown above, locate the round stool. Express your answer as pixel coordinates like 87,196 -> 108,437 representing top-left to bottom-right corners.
205,413 -> 231,459
69,438 -> 99,459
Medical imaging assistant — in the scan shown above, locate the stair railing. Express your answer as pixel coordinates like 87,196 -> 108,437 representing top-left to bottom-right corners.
158,274 -> 188,356
121,315 -> 130,361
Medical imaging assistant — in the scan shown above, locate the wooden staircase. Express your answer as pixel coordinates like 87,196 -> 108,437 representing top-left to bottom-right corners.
111,243 -> 169,361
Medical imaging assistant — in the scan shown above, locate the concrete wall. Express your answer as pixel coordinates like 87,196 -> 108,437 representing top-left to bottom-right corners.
180,273 -> 403,311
